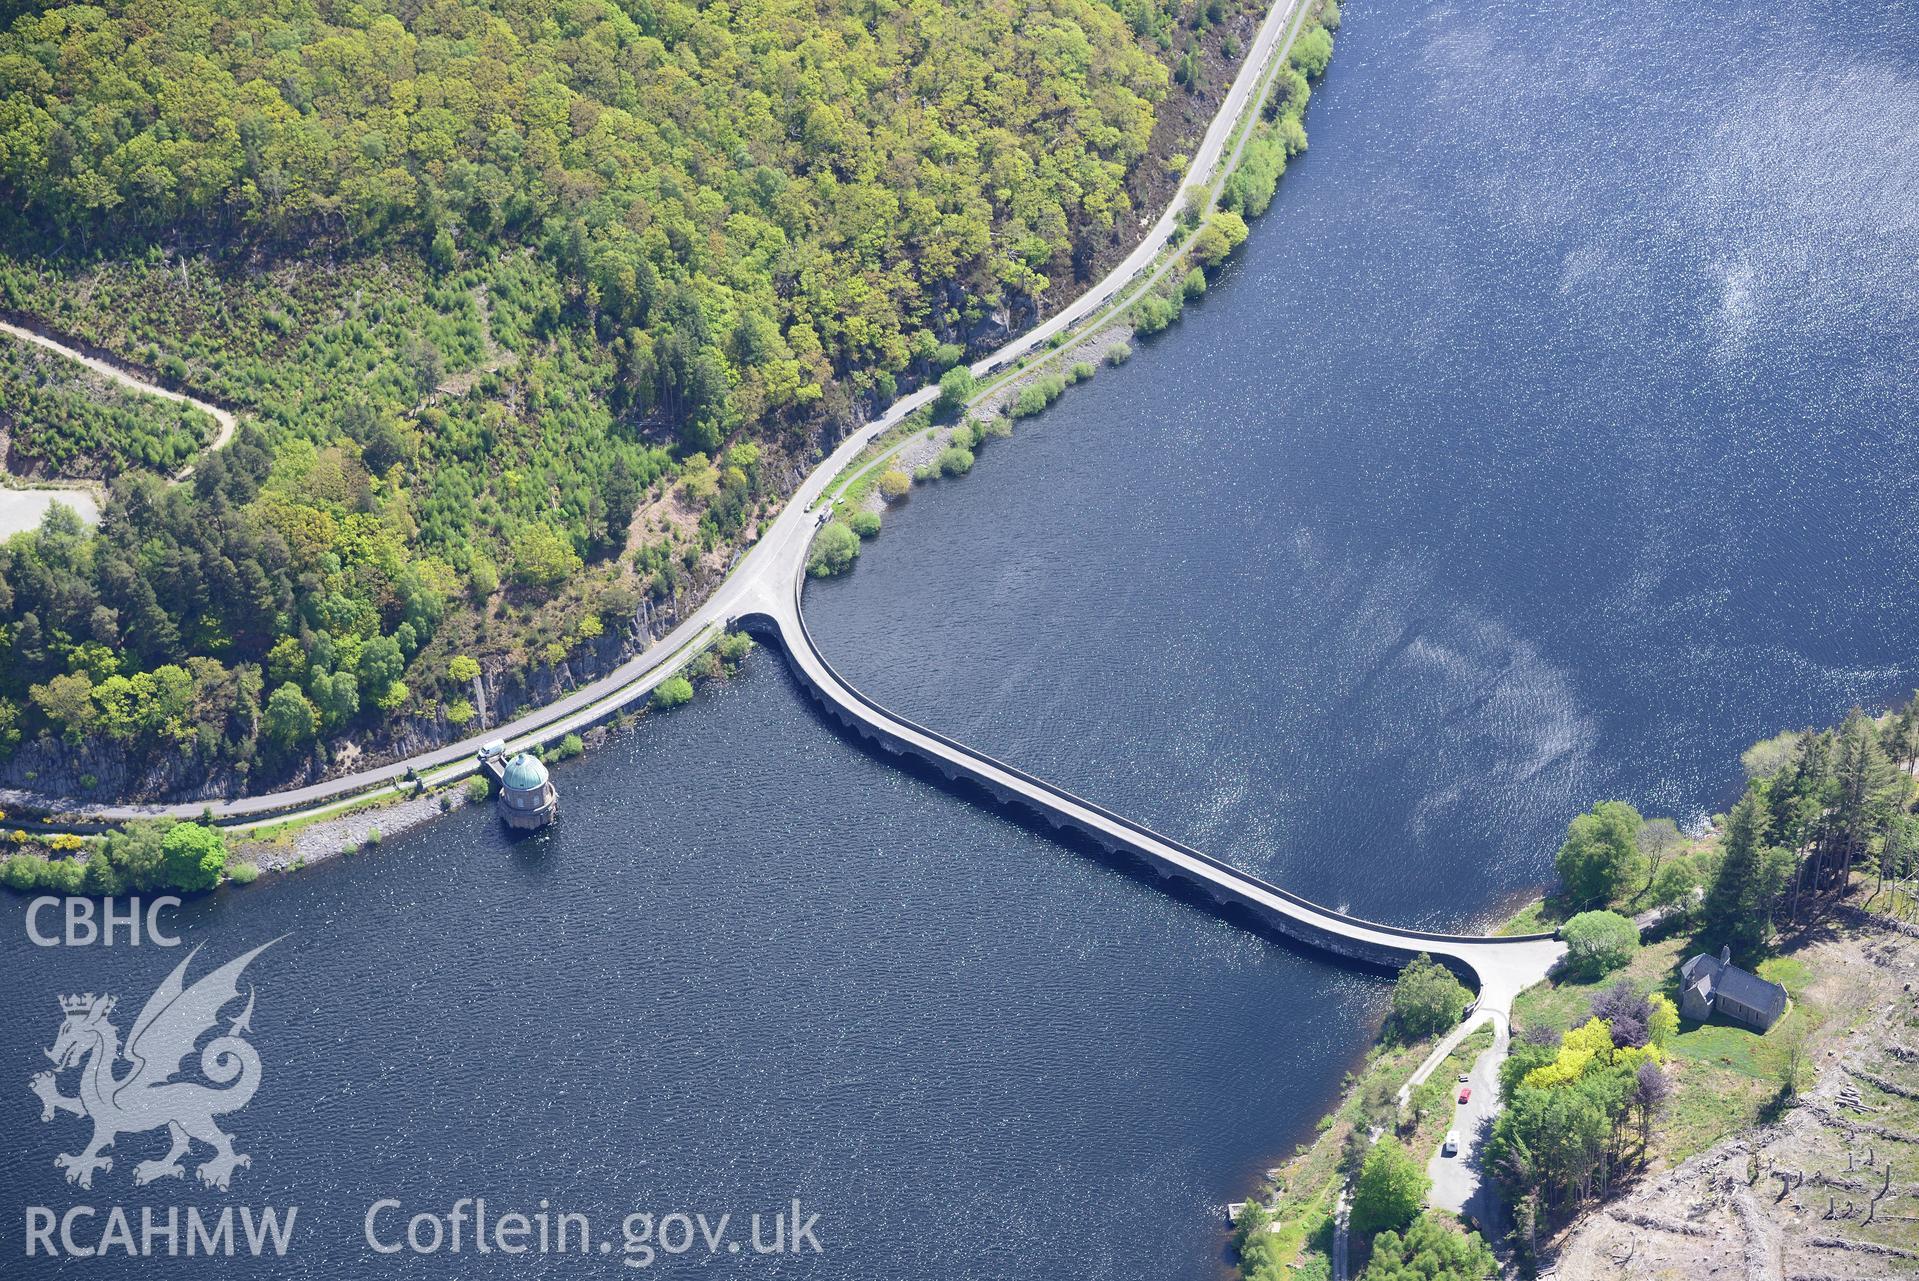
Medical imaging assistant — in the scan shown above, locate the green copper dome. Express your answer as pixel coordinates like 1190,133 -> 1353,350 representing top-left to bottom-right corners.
500,753 -> 549,792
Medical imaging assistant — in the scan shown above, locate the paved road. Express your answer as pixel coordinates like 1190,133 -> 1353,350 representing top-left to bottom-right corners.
3,0 -> 1313,831
1426,1013 -> 1510,1236
0,401 -> 885,824
959,0 -> 1305,380
731,538 -> 1568,992
1332,1185 -> 1353,1281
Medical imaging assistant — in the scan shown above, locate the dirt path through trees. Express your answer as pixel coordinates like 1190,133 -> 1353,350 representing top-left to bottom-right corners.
0,316 -> 238,481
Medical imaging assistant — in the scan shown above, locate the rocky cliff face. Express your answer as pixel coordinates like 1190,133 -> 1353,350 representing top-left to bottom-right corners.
1,731 -> 242,802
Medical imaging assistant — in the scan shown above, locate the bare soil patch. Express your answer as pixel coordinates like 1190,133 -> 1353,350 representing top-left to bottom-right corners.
1552,925 -> 1919,1280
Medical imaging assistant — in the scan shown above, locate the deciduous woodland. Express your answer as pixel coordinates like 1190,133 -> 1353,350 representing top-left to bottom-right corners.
0,0 -> 1295,797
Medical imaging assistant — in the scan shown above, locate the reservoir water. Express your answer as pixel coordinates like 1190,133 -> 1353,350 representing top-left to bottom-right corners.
3,0 -> 1914,1275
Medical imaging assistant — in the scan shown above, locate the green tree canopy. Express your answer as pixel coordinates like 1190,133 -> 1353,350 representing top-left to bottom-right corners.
263,682 -> 319,750
0,0 -> 1322,799
1560,910 -> 1638,979
806,521 -> 862,578
651,676 -> 694,710
935,367 -> 979,419
1829,708 -> 1904,893
1647,857 -> 1703,921
1389,953 -> 1471,1042
1352,1141 -> 1429,1238
1702,791 -> 1791,962
1291,25 -> 1335,77
1486,1070 -> 1618,1210
1741,729 -> 1803,781
1361,1213 -> 1496,1281
159,822 -> 228,893
83,821 -> 171,894
1764,729 -> 1836,852
1554,800 -> 1645,907
1188,209 -> 1250,268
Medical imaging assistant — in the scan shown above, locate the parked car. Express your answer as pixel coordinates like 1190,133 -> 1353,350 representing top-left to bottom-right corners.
1457,1085 -> 1472,1104
1442,1131 -> 1459,1157
1456,1072 -> 1469,1083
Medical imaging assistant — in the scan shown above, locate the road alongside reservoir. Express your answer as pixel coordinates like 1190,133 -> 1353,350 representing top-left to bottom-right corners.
0,0 -> 1314,830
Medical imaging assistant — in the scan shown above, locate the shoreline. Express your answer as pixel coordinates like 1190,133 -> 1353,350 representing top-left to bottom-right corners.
0,0 -> 1326,842
1228,894 -> 1545,1278
1256,871 -> 1919,1277
232,656 -> 749,874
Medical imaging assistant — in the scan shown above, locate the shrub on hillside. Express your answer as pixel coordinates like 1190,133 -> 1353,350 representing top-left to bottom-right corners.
935,446 -> 974,477
806,520 -> 862,576
1390,953 -> 1472,1041
651,676 -> 695,710
1561,910 -> 1639,978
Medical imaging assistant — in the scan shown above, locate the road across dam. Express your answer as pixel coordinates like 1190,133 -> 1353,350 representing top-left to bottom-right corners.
732,539 -> 1566,1018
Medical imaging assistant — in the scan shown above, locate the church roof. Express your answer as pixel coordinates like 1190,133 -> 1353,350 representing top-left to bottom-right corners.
1680,952 -> 1787,1021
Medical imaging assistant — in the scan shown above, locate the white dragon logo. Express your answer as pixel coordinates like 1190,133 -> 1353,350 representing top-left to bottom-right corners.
28,940 -> 278,1191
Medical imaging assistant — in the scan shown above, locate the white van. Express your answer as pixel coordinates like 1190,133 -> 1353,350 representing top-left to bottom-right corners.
1441,1131 -> 1460,1157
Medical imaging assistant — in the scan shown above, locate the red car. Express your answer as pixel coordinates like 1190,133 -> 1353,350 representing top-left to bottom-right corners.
1457,1085 -> 1472,1104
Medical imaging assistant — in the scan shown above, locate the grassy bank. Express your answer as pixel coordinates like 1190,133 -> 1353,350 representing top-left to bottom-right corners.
1232,945 -> 1504,1278
1235,1021 -> 1498,1279
1239,1030 -> 1436,1278
1510,910 -> 1835,1169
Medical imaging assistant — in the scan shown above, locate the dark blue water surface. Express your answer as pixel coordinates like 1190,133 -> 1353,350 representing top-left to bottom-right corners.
812,0 -> 1919,923
4,0 -> 1915,1275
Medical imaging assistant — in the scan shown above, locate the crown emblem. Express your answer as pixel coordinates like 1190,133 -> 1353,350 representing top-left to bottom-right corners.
59,993 -> 113,1017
